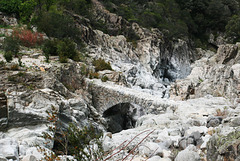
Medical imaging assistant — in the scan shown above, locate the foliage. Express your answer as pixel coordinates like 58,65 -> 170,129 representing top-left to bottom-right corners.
80,64 -> 88,76
67,123 -> 103,161
0,61 -> 5,67
39,106 -> 104,161
36,12 -> 80,41
92,58 -> 112,72
42,39 -> 58,56
59,0 -> 92,17
58,52 -> 68,63
1,0 -> 240,46
4,51 -> 13,62
56,39 -> 77,60
89,72 -> 99,79
0,0 -> 21,15
0,0 -> 37,23
101,76 -> 108,82
215,108 -> 228,117
42,39 -> 77,63
19,0 -> 37,23
102,0 -> 189,39
101,0 -> 240,42
3,36 -> 20,55
225,15 -> 240,43
12,29 -> 44,47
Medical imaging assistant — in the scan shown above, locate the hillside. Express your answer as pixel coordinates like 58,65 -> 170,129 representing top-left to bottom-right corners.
0,0 -> 240,161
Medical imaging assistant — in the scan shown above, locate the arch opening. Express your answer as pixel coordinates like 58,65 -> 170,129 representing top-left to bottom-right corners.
103,103 -> 144,133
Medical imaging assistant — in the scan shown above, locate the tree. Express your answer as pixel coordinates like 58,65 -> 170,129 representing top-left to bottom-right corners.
226,15 -> 240,42
36,12 -> 80,41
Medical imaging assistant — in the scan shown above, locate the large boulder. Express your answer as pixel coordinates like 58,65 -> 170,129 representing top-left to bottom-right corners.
0,138 -> 19,160
207,130 -> 240,161
175,145 -> 200,161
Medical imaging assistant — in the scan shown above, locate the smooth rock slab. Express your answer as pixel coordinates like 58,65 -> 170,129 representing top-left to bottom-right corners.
230,117 -> 240,127
0,138 -> 18,160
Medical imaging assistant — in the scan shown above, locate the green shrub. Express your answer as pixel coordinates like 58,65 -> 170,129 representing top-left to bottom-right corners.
42,39 -> 77,63
67,123 -> 103,161
0,0 -> 21,15
56,39 -> 77,60
36,12 -> 80,41
59,0 -> 92,17
0,61 -> 5,67
59,52 -> 68,63
0,0 -> 36,23
92,58 -> 112,72
225,15 -> 240,43
40,106 -> 104,161
3,36 -> 20,55
80,64 -> 88,76
101,76 -> 108,82
4,51 -> 13,62
19,0 -> 37,23
42,39 -> 58,56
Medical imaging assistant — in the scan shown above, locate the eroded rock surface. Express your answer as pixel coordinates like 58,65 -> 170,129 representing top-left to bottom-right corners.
170,44 -> 240,102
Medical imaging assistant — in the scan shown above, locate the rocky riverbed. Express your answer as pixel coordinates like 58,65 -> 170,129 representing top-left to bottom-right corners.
0,7 -> 240,161
0,41 -> 239,161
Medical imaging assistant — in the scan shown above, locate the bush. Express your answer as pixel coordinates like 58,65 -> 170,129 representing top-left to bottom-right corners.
39,106 -> 104,161
59,52 -> 68,63
0,0 -> 36,23
42,39 -> 58,56
56,39 -> 77,60
92,58 -> 112,72
225,15 -> 240,43
59,0 -> 92,17
42,39 -> 58,62
42,39 -> 77,63
36,12 -> 80,41
12,29 -> 44,48
4,51 -> 13,62
101,76 -> 108,82
0,0 -> 21,15
3,36 -> 20,55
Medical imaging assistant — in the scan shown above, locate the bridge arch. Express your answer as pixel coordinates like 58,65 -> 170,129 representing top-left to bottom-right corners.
103,102 -> 145,133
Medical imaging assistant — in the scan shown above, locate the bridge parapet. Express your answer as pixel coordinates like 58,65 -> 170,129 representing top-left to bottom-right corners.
86,79 -> 177,115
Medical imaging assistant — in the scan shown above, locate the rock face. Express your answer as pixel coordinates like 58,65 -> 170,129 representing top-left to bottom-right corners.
86,28 -> 194,96
0,12 -> 18,26
170,44 -> 240,102
207,130 -> 240,161
73,0 -> 196,98
0,60 -> 97,160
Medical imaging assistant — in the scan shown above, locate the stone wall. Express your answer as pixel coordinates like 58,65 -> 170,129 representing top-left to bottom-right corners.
87,79 -> 177,115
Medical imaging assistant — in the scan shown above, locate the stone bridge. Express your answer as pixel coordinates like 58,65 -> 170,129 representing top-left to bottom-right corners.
87,79 -> 177,115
